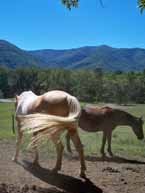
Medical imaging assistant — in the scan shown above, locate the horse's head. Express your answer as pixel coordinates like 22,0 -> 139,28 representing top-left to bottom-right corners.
132,117 -> 144,140
15,91 -> 35,104
15,95 -> 20,108
15,91 -> 36,115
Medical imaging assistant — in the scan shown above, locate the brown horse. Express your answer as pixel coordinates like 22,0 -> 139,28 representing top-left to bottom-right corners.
66,105 -> 144,157
12,90 -> 86,177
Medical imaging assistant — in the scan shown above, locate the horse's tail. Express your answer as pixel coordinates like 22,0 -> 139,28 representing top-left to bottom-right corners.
17,95 -> 81,147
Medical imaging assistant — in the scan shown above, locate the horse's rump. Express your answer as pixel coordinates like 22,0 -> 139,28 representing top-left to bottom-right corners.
17,92 -> 81,148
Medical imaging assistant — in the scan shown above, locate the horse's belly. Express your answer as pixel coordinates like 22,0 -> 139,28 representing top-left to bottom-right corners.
79,120 -> 101,132
80,126 -> 101,132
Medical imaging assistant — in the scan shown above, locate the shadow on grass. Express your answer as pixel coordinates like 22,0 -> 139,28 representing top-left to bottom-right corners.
20,160 -> 103,193
85,155 -> 145,164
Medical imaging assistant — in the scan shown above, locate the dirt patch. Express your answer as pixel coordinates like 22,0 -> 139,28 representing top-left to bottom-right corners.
0,138 -> 145,193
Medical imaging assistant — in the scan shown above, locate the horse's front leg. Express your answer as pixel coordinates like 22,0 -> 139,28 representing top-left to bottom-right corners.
107,130 -> 113,157
69,130 -> 86,178
100,131 -> 107,157
54,141 -> 64,172
12,129 -> 23,162
12,131 -> 23,162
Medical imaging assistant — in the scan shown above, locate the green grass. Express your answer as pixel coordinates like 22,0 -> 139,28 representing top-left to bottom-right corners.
0,102 -> 15,138
0,102 -> 145,158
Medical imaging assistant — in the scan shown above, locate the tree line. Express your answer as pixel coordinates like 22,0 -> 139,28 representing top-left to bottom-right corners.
0,66 -> 145,104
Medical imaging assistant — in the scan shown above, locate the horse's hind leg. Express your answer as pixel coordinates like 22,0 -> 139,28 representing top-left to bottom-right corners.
69,130 -> 86,178
52,134 -> 64,172
33,145 -> 39,165
12,129 -> 23,162
32,133 -> 39,165
66,132 -> 72,153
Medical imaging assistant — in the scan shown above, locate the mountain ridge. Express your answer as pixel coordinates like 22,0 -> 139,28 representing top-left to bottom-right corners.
0,40 -> 145,71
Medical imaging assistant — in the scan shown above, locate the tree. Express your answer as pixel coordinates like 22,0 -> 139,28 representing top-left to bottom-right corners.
0,67 -> 9,98
138,0 -> 145,13
61,0 -> 145,12
61,0 -> 78,9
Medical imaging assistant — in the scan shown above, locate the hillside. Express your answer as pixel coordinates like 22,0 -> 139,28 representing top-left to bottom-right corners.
0,40 -> 46,68
1,40 -> 145,71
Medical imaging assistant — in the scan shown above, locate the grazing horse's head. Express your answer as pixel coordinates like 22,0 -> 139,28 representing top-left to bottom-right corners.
132,117 -> 144,140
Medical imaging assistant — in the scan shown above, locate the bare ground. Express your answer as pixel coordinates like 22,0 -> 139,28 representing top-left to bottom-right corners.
0,138 -> 145,193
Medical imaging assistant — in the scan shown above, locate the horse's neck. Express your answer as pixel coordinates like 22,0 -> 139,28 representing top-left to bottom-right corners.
125,113 -> 137,127
114,110 -> 136,127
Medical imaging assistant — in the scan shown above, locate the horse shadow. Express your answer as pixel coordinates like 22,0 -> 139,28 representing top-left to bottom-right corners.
20,160 -> 103,193
64,153 -> 145,165
85,155 -> 145,164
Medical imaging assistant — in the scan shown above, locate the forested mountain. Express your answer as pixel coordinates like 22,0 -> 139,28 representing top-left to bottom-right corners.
1,40 -> 145,71
0,40 -> 46,68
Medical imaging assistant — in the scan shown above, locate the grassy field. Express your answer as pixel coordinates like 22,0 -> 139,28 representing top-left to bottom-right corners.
0,102 -> 145,158
0,102 -> 15,138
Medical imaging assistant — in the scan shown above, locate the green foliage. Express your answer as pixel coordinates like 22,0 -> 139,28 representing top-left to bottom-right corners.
1,67 -> 145,104
61,0 -> 145,12
138,0 -> 145,13
61,0 -> 78,10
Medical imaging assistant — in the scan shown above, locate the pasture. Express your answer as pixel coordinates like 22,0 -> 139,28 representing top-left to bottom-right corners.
1,101 -> 145,193
0,102 -> 145,157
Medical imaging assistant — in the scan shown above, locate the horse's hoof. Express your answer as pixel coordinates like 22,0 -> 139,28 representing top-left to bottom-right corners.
108,152 -> 114,157
101,154 -> 107,159
32,161 -> 40,167
12,157 -> 18,163
51,168 -> 59,174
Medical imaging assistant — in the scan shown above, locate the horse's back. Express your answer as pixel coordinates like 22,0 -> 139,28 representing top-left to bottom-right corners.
79,105 -> 115,131
84,105 -> 113,115
16,90 -> 79,117
42,90 -> 69,104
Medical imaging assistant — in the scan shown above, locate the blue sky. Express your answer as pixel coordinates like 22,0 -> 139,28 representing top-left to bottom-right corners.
0,0 -> 145,50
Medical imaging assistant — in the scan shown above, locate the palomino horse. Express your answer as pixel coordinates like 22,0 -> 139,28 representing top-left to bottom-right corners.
66,105 -> 144,157
12,90 -> 86,177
